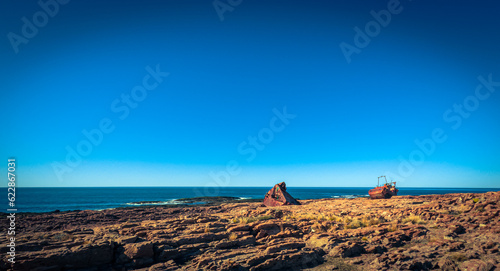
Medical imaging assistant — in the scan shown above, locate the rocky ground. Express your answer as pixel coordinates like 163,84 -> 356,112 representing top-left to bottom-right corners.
1,191 -> 499,270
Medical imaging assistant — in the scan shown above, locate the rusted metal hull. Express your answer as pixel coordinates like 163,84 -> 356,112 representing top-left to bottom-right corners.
369,185 -> 398,199
263,182 -> 301,207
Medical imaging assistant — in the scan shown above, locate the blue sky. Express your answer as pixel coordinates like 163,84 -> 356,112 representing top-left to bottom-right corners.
1,0 -> 499,188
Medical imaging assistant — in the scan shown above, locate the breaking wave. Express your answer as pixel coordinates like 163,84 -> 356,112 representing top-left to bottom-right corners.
125,199 -> 209,206
331,194 -> 368,199
125,199 -> 185,206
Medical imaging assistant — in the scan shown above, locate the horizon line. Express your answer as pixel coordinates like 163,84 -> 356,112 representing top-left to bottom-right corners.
5,186 -> 500,189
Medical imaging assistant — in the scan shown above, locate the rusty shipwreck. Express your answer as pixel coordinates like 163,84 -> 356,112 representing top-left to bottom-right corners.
368,176 -> 398,199
263,182 -> 301,207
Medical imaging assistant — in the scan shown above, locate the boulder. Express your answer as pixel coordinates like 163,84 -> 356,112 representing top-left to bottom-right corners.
263,182 -> 301,207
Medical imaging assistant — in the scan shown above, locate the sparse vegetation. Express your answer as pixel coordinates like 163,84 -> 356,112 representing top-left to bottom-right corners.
388,222 -> 398,232
258,215 -> 273,221
345,219 -> 365,229
327,214 -> 341,222
472,198 -> 479,203
311,221 -> 329,232
228,232 -> 238,241
230,215 -> 273,224
282,212 -> 386,231
402,214 -> 425,224
361,215 -> 385,226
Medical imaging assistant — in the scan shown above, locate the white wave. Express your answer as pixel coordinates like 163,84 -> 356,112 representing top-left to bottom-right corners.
125,199 -> 184,206
330,195 -> 367,199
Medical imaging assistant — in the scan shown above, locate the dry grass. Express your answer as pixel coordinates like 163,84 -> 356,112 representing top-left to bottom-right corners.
345,219 -> 365,229
284,211 -> 387,231
388,222 -> 399,232
361,215 -> 385,226
230,217 -> 256,224
327,214 -> 342,222
230,215 -> 273,224
258,215 -> 274,221
402,214 -> 425,225
311,221 -> 330,232
279,209 -> 390,232
228,232 -> 238,241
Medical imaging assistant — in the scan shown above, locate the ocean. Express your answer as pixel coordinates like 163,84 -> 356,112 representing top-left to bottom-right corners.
4,187 -> 499,213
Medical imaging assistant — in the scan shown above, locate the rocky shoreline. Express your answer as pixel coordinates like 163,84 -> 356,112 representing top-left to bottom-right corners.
1,192 -> 499,270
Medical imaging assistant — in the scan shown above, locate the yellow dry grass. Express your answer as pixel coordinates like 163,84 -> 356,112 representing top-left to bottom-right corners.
402,214 -> 425,224
228,232 -> 238,241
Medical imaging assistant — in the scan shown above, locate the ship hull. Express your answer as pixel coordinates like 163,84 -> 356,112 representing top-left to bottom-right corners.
369,186 -> 398,199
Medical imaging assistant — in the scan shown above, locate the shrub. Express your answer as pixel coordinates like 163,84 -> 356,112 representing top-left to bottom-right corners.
327,215 -> 341,222
345,219 -> 365,229
402,214 -> 425,225
388,222 -> 398,232
258,215 -> 273,221
343,217 -> 353,225
231,215 -> 272,224
228,232 -> 238,241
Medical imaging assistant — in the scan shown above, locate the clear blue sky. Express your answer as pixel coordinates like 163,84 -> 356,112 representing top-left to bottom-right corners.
1,0 -> 499,188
